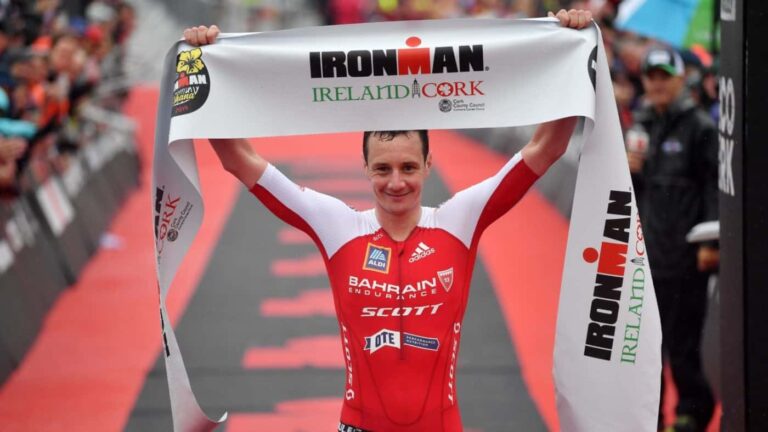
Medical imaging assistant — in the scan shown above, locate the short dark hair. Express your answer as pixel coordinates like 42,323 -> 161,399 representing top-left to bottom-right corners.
362,130 -> 429,164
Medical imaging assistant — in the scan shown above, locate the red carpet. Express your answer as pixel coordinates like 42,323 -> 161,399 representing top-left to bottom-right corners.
0,86 -> 240,431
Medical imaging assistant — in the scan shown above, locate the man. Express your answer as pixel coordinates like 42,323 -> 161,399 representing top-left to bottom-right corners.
627,47 -> 718,432
184,10 -> 592,431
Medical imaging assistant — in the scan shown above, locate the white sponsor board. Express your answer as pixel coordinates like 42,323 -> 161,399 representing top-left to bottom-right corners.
153,18 -> 661,431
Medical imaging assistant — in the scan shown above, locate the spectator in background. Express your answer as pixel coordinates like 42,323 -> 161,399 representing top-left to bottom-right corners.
0,23 -> 15,89
114,2 -> 136,46
328,0 -> 367,24
614,34 -> 649,105
0,87 -> 34,195
698,64 -> 718,123
612,67 -> 635,132
0,0 -> 133,200
626,47 -> 717,432
468,0 -> 508,18
8,49 -> 47,126
0,134 -> 25,194
680,48 -> 718,124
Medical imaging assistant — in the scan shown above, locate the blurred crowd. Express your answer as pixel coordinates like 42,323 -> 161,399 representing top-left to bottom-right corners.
0,0 -> 135,199
591,3 -> 719,132
320,0 -> 531,24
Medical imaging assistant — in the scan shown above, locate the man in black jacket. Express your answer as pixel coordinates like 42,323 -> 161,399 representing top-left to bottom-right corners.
627,47 -> 718,432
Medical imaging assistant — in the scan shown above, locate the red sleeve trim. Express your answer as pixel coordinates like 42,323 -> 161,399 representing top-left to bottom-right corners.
472,157 -> 539,245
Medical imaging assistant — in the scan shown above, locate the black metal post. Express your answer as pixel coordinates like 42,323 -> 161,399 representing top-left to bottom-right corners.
718,0 -> 768,430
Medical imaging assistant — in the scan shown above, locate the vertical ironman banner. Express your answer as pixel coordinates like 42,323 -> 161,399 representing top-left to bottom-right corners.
153,18 -> 662,432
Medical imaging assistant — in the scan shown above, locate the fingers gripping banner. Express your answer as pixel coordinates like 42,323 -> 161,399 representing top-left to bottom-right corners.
153,18 -> 662,431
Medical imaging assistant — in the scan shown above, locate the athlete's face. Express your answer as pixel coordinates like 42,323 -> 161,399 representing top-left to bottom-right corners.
365,133 -> 431,218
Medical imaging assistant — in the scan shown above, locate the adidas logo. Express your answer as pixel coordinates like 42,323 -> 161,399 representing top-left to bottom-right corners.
409,242 -> 436,263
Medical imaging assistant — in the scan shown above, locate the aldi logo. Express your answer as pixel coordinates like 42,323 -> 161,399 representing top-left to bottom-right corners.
363,243 -> 391,273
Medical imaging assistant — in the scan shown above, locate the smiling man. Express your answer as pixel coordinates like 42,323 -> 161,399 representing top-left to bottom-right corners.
184,9 -> 592,432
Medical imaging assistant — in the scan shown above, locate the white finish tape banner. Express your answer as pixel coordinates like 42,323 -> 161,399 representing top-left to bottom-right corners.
152,18 -> 661,432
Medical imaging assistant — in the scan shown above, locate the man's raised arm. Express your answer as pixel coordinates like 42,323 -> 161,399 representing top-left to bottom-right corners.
209,138 -> 267,189
184,25 -> 268,188
521,116 -> 578,176
521,9 -> 591,176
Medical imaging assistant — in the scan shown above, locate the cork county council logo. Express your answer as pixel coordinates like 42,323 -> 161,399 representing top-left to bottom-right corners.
439,99 -> 452,112
172,48 -> 210,117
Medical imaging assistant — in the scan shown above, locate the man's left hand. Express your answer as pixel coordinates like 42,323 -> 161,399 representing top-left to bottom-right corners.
549,9 -> 593,30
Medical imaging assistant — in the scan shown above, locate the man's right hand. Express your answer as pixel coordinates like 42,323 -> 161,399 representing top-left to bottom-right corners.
183,25 -> 220,46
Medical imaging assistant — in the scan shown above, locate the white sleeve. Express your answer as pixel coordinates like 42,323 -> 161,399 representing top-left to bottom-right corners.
251,164 -> 370,258
434,152 -> 538,248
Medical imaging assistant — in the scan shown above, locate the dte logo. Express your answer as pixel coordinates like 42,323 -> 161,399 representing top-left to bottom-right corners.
364,329 -> 400,354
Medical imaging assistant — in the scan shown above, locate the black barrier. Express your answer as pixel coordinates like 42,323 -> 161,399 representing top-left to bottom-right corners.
719,0 -> 768,430
58,154 -> 110,252
83,135 -> 123,221
0,230 -> 42,378
0,333 -> 14,384
21,162 -> 92,284
0,267 -> 40,376
0,92 -> 141,387
98,130 -> 140,203
2,200 -> 69,314
0,198 -> 73,383
0,208 -> 17,383
110,139 -> 141,195
56,129 -> 140,254
77,105 -> 142,211
62,155 -> 102,249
